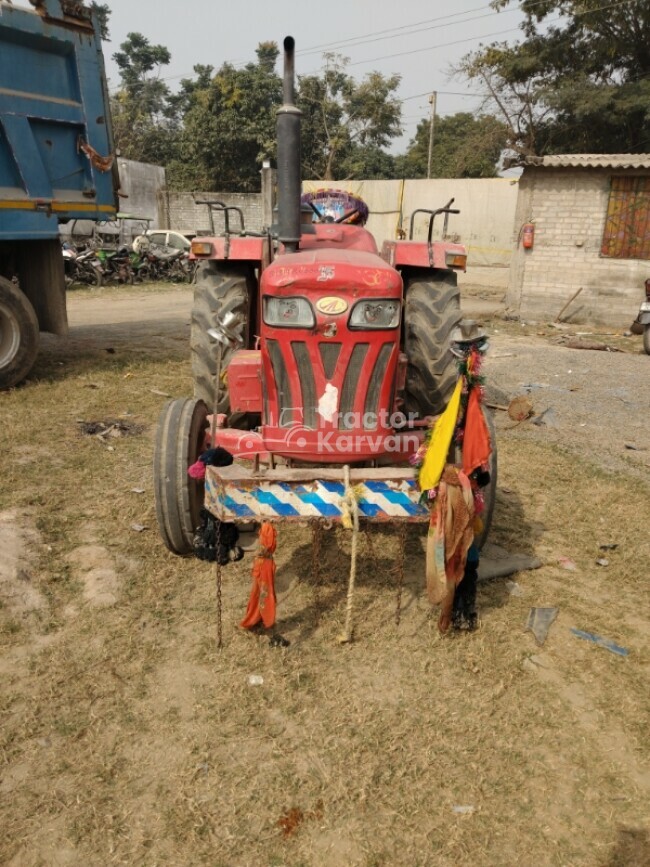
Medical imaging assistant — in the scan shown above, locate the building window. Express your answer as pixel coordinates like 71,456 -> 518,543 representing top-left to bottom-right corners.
601,176 -> 650,259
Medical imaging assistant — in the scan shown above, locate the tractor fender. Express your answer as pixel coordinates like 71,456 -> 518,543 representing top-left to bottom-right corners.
382,239 -> 466,271
191,235 -> 272,268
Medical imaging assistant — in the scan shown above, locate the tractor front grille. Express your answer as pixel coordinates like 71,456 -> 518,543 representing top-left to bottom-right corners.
266,339 -> 394,430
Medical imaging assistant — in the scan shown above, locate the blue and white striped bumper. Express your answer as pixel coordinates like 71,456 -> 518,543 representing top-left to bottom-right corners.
204,466 -> 429,523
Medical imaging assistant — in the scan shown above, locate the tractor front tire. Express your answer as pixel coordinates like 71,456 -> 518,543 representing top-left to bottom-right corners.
154,397 -> 209,556
403,269 -> 462,419
0,276 -> 39,390
191,261 -> 253,411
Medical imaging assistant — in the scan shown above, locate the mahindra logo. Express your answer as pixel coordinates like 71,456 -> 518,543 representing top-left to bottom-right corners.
316,296 -> 348,315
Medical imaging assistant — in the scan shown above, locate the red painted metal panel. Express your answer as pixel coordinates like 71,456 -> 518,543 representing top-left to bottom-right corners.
381,239 -> 467,269
190,235 -> 271,265
227,350 -> 263,413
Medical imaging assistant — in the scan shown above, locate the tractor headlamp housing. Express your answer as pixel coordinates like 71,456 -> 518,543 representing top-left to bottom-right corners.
349,299 -> 401,330
263,296 -> 315,328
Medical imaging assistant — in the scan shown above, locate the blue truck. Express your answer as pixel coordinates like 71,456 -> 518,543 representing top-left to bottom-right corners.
0,0 -> 118,388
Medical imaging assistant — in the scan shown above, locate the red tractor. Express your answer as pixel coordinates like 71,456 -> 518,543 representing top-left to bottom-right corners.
154,37 -> 496,564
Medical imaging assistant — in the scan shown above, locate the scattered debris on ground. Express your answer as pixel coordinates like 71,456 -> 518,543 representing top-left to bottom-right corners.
570,628 -> 629,657
78,419 -> 145,438
526,607 -> 559,646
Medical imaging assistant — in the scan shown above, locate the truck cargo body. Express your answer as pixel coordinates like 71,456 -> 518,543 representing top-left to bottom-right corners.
0,0 -> 117,387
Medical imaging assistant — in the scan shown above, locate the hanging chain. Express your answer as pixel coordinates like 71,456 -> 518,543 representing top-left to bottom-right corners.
311,522 -> 322,609
215,517 -> 223,649
394,522 -> 406,627
363,524 -> 379,578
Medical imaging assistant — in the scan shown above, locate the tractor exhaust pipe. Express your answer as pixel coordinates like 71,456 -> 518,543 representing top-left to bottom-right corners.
276,36 -> 302,253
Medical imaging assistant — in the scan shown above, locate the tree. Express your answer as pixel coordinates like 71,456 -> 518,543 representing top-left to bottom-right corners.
167,43 -> 282,191
298,55 -> 402,180
90,2 -> 110,41
395,112 -> 508,178
110,33 -> 178,165
456,0 -> 650,155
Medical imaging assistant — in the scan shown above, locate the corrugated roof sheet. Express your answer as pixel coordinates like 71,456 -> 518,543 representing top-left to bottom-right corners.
523,154 -> 650,169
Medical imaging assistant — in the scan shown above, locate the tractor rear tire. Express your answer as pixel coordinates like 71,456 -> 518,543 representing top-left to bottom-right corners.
644,325 -> 650,355
154,397 -> 209,556
403,269 -> 462,418
191,261 -> 254,412
0,276 -> 39,390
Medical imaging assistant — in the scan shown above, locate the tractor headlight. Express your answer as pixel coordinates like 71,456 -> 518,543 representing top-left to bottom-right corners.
263,296 -> 315,328
349,299 -> 401,329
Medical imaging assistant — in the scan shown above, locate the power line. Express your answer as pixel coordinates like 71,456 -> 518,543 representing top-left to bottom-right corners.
293,0 -> 563,57
110,0 -> 637,94
137,0 -> 528,85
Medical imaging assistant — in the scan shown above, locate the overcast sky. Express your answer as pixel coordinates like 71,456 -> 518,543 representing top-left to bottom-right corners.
101,0 -> 524,153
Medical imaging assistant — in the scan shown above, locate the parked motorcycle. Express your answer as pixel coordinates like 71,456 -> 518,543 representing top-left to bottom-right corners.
97,247 -> 135,285
631,278 -> 650,355
62,243 -> 103,287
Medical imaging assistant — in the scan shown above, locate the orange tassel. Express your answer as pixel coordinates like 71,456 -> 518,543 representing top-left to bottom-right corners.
462,388 -> 491,477
240,522 -> 277,630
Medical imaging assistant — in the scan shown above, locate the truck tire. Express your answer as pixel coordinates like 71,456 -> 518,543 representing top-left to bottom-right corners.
191,262 -> 253,411
0,276 -> 39,390
403,269 -> 462,418
154,397 -> 209,555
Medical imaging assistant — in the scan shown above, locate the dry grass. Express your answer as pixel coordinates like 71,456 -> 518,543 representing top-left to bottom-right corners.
1,329 -> 649,867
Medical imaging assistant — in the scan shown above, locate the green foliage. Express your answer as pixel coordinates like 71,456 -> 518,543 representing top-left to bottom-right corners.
298,55 -> 402,180
395,112 -> 508,178
167,43 -> 282,191
89,2 -> 110,40
110,33 -> 178,165
457,0 -> 650,155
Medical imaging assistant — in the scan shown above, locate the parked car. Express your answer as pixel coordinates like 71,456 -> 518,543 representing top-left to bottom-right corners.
140,230 -> 193,252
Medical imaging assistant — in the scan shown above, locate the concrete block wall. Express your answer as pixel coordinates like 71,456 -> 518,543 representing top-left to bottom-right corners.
303,178 -> 518,267
158,191 -> 264,235
507,167 -> 649,325
118,159 -> 166,223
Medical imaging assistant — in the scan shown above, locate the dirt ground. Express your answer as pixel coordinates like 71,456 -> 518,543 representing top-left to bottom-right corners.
1,278 -> 649,866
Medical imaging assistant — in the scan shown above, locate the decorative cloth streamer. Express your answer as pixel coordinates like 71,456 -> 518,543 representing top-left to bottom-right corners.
425,466 -> 475,607
418,378 -> 463,493
188,460 -> 206,481
462,387 -> 492,477
240,522 -> 277,630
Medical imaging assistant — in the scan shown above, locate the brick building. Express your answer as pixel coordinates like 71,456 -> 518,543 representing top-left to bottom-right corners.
507,155 -> 650,325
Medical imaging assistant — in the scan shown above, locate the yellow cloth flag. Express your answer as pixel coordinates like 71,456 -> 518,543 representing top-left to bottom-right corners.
418,378 -> 463,492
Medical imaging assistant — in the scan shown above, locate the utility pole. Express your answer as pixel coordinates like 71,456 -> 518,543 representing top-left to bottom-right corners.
426,91 -> 437,179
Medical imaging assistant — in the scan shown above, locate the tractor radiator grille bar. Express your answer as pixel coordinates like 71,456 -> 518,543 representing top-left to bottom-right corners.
291,341 -> 317,429
339,344 -> 369,429
364,343 -> 393,425
319,342 -> 342,380
267,339 -> 294,427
